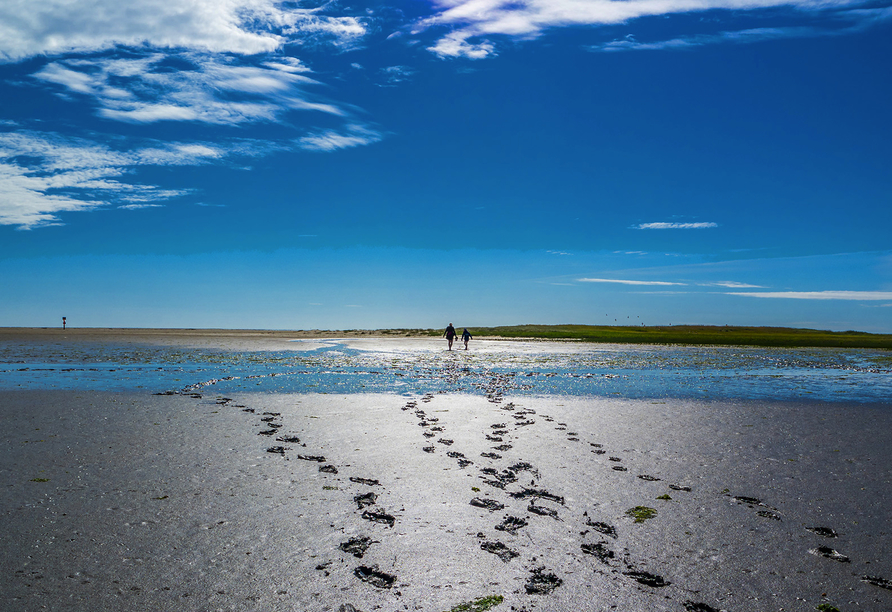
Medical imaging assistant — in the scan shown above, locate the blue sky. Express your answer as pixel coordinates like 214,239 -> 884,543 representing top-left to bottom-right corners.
1,0 -> 890,332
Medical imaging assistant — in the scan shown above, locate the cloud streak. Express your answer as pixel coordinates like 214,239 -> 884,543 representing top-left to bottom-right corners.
728,290 -> 892,300
634,222 -> 718,229
588,6 -> 892,52
578,277 -> 687,286
34,54 -> 343,125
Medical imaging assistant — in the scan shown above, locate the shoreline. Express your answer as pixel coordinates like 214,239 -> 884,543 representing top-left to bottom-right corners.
3,326 -> 890,350
3,389 -> 891,611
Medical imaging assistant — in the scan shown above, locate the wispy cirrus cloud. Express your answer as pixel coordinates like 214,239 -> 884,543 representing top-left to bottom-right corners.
34,54 -> 343,125
727,290 -> 892,300
633,222 -> 718,229
578,277 -> 687,286
704,280 -> 765,288
588,5 -> 892,52
296,124 -> 384,152
416,0 -> 881,59
0,130 -> 272,228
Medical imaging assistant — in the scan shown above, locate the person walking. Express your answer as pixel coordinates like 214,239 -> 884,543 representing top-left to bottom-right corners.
461,328 -> 472,350
444,323 -> 457,351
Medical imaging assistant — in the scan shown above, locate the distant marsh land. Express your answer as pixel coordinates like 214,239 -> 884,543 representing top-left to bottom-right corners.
416,324 -> 892,349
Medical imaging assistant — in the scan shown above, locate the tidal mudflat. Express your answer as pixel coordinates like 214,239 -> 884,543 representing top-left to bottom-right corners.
1,332 -> 890,611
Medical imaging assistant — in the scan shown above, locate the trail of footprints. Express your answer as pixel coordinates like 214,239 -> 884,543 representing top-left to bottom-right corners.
200,392 -> 892,610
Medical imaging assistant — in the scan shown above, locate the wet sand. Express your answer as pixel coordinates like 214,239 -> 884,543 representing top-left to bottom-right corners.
2,388 -> 891,612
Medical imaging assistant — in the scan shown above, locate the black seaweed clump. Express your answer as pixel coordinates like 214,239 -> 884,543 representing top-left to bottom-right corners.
297,454 -> 326,462
339,536 -> 373,558
806,526 -> 838,538
354,492 -> 377,509
683,602 -> 720,612
525,567 -> 562,595
862,575 -> 892,590
510,488 -> 564,505
349,477 -> 380,486
480,541 -> 519,562
495,515 -> 528,534
361,510 -> 395,527
586,520 -> 618,538
353,565 -> 395,589
470,497 -> 505,512
624,570 -> 670,587
580,542 -> 614,563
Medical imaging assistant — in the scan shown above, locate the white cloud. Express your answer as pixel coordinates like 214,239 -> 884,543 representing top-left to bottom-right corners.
427,31 -> 496,59
417,0 -> 873,59
728,290 -> 892,300
118,203 -> 164,210
590,27 -> 817,52
0,131 -> 247,228
34,54 -> 342,125
297,125 -> 383,152
705,281 -> 765,288
0,1 -> 368,63
587,7 -> 892,52
634,222 -> 718,229
578,277 -> 687,286
378,65 -> 414,86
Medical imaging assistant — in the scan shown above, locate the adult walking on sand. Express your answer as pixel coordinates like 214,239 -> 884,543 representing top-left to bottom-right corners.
461,328 -> 472,350
444,323 -> 457,351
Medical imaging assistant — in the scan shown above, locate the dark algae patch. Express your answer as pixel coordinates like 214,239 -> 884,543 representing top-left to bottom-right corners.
862,575 -> 892,590
354,492 -> 377,509
509,487 -> 564,505
353,565 -> 396,589
339,536 -> 374,558
585,519 -> 617,538
445,594 -> 504,612
361,510 -> 395,527
684,602 -> 721,612
806,526 -> 838,538
297,454 -> 326,462
524,567 -> 562,595
470,497 -> 505,511
625,506 -> 657,523
349,477 -> 380,486
494,515 -> 528,534
816,604 -> 842,612
580,541 -> 614,563
480,541 -> 518,562
624,570 -> 670,587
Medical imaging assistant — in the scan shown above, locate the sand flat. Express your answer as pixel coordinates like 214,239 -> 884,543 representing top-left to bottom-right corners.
2,388 -> 891,612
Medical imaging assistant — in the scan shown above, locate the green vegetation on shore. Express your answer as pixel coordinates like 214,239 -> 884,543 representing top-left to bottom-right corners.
421,324 -> 892,349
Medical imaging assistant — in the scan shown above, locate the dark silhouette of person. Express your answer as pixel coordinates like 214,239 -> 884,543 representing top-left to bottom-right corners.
461,328 -> 472,350
444,323 -> 457,351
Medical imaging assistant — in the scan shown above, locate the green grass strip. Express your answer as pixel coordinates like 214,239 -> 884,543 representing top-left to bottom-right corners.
446,594 -> 504,612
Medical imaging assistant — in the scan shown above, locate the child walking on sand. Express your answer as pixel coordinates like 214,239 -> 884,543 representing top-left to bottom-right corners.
461,328 -> 472,350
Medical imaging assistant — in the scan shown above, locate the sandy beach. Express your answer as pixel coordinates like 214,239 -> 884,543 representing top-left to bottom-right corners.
3,381 -> 891,611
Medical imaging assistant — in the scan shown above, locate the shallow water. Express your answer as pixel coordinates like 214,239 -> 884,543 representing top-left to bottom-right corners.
1,338 -> 889,403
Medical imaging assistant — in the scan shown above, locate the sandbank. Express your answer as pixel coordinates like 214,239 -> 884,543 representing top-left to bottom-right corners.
2,389 -> 891,611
